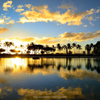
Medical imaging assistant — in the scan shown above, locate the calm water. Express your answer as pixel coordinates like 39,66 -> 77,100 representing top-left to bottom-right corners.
0,57 -> 100,100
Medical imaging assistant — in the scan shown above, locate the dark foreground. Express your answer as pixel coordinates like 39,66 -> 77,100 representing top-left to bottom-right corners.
0,54 -> 100,58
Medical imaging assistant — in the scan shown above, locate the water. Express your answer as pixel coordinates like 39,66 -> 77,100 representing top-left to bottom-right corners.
0,57 -> 100,100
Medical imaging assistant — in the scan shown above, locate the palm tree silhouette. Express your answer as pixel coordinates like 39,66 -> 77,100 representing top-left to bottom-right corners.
67,43 -> 72,54
76,44 -> 82,54
20,44 -> 24,54
85,44 -> 91,55
57,43 -> 62,54
4,41 -> 14,54
72,43 -> 77,54
62,45 -> 68,54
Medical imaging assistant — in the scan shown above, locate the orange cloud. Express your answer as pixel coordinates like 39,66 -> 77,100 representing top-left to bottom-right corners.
0,27 -> 8,34
14,37 -> 35,42
59,31 -> 100,42
3,1 -> 13,11
18,5 -> 96,25
0,30 -> 100,43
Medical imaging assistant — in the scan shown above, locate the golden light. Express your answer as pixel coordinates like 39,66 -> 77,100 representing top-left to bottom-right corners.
12,39 -> 22,47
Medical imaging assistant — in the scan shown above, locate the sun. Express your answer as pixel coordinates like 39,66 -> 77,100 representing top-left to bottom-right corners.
12,39 -> 22,47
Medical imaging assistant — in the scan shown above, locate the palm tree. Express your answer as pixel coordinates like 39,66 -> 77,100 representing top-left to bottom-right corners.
62,45 -> 68,54
85,44 -> 91,55
4,41 -> 14,54
67,43 -> 72,54
76,44 -> 82,54
20,45 -> 24,54
43,46 -> 55,54
57,43 -> 62,53
72,43 -> 77,54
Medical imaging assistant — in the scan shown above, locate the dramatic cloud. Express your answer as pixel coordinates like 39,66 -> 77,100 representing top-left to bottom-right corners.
17,5 -> 97,25
3,1 -> 13,11
59,31 -> 100,42
15,9 -> 24,13
0,27 -> 8,34
1,30 -> 100,43
25,4 -> 31,9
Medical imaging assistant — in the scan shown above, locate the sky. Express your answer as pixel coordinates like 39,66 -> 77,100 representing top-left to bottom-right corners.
0,0 -> 100,50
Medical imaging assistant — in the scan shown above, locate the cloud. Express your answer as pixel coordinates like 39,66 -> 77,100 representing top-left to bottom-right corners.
25,4 -> 31,9
83,25 -> 87,27
0,15 -> 15,27
1,30 -> 100,43
3,1 -> 13,11
15,9 -> 24,13
9,37 -> 61,44
86,16 -> 93,20
6,20 -> 15,24
0,27 -> 8,34
96,9 -> 99,13
0,18 -> 5,24
34,37 -> 60,44
17,5 -> 23,8
58,4 -> 76,10
12,37 -> 35,42
59,31 -> 100,42
17,5 -> 97,25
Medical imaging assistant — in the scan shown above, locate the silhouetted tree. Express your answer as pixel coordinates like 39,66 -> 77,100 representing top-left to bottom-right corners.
62,45 -> 68,54
4,41 -> 14,54
72,43 -> 77,54
20,45 -> 24,54
67,43 -> 72,54
43,46 -> 55,54
85,44 -> 91,55
76,44 -> 82,54
57,43 -> 62,53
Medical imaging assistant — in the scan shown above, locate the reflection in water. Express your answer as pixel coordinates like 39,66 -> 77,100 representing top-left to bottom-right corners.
18,87 -> 83,100
0,58 -> 100,99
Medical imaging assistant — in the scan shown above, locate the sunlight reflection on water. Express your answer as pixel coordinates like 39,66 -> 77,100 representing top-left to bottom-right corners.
0,58 -> 100,100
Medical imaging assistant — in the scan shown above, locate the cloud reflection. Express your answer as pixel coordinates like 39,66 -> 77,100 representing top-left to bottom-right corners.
18,87 -> 84,100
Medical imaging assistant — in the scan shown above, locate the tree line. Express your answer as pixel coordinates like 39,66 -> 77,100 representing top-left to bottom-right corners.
0,41 -> 100,55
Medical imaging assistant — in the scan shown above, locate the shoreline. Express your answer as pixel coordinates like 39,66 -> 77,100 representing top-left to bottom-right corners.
0,54 -> 100,58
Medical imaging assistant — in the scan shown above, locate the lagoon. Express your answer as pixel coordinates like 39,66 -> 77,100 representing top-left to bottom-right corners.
0,58 -> 100,100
